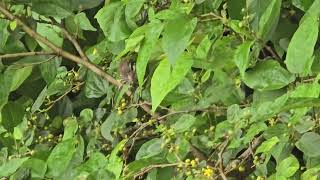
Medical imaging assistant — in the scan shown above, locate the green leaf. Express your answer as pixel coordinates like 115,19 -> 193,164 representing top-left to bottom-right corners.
31,1 -> 72,19
276,155 -> 299,177
13,127 -> 23,140
301,167 -> 320,180
100,112 -> 119,141
0,157 -> 29,177
0,19 -> 10,49
300,0 -> 320,22
36,23 -> 63,50
196,35 -> 212,60
162,16 -> 197,64
171,114 -> 196,133
47,139 -> 77,177
256,136 -> 280,154
23,158 -> 47,178
136,138 -> 164,160
74,12 -> 96,31
116,25 -> 147,60
285,15 -> 319,74
151,53 -> 193,111
243,122 -> 268,144
247,0 -> 274,32
296,132 -> 320,157
233,41 -> 253,76
258,0 -> 282,41
46,79 -> 71,97
106,140 -> 126,179
31,86 -> 47,113
243,60 -> 295,91
0,66 -> 30,111
136,21 -> 164,87
1,102 -> 25,132
63,117 -> 78,141
125,0 -> 145,18
8,66 -> 33,92
85,71 -> 110,98
76,152 -> 107,174
95,2 -> 131,42
79,108 -> 93,123
292,0 -> 315,11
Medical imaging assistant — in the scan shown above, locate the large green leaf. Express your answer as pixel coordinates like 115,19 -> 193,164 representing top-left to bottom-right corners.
243,60 -> 295,91
74,12 -> 96,31
36,23 -> 63,50
1,102 -> 25,132
95,2 -> 131,42
136,21 -> 164,87
301,167 -> 320,180
285,14 -> 319,74
40,57 -> 60,84
258,0 -> 282,41
256,136 -> 279,154
296,132 -> 320,157
276,155 -> 299,178
247,0 -> 273,31
171,114 -> 196,133
85,71 -> 111,98
151,53 -> 193,111
0,157 -> 29,177
5,66 -> 33,92
23,158 -> 47,178
125,0 -> 145,29
47,139 -> 77,177
136,138 -> 164,160
30,0 -> 73,19
75,152 -> 107,174
162,16 -> 197,64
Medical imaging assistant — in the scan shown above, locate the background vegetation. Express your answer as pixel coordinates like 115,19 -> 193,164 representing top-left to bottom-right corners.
1,0 -> 320,179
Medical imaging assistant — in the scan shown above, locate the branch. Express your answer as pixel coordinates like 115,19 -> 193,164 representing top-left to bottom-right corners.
224,136 -> 263,174
132,163 -> 179,178
0,4 -> 122,88
50,18 -> 90,62
0,51 -> 54,59
218,140 -> 229,180
0,4 -> 156,117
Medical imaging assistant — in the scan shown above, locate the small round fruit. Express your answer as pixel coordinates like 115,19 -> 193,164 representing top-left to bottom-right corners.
238,165 -> 245,172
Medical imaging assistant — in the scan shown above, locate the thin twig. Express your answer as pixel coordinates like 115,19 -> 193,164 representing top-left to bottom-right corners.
132,163 -> 180,178
50,18 -> 90,62
218,140 -> 229,180
263,44 -> 281,60
224,136 -> 263,174
0,51 -> 54,59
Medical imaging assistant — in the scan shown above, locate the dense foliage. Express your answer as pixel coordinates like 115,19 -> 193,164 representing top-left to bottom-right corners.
1,0 -> 320,179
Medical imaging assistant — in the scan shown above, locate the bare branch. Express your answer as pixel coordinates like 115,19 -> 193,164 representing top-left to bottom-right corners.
0,51 -> 54,59
0,4 -> 122,88
218,140 -> 229,180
